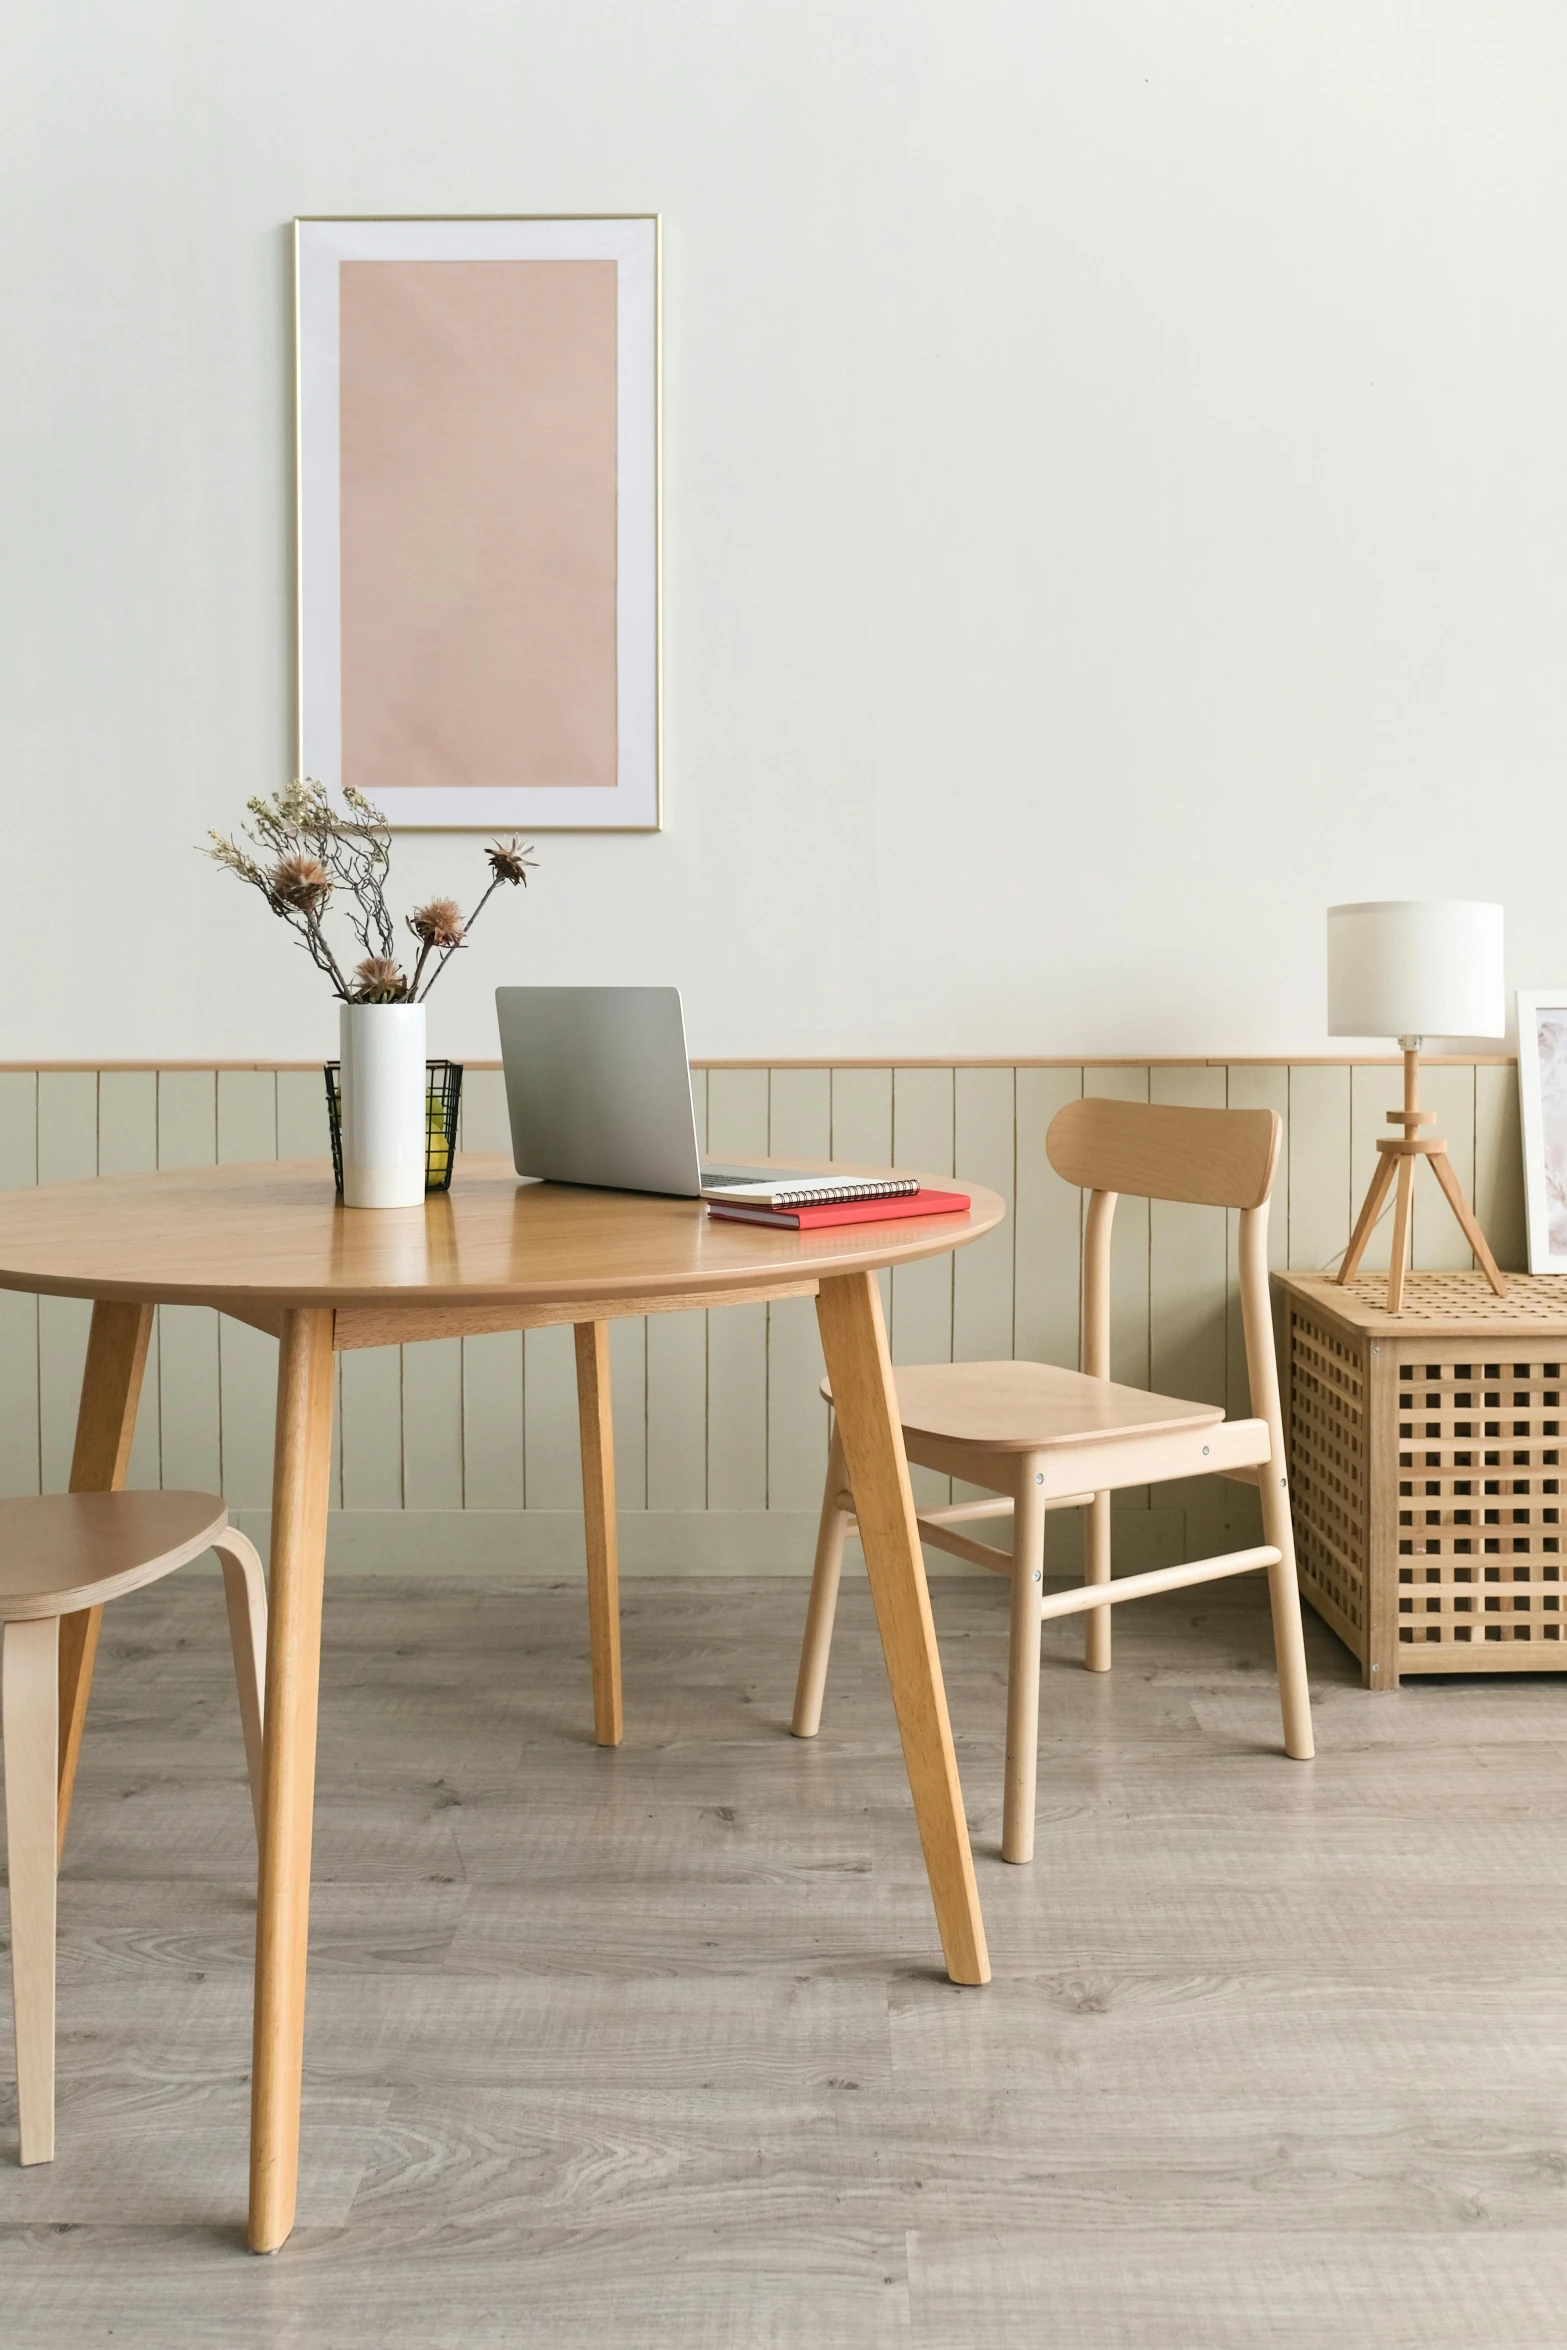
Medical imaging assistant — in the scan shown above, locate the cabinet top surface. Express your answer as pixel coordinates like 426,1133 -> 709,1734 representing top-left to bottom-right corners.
0,1155 -> 1004,1312
1274,1269 -> 1567,1339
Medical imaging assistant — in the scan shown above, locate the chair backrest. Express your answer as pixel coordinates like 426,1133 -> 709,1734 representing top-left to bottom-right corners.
1046,1098 -> 1281,1211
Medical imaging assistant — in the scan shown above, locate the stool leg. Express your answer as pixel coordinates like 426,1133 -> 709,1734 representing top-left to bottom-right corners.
1002,1459 -> 1047,1865
792,1424 -> 852,1737
4,1615 -> 60,2165
215,1529 -> 268,1843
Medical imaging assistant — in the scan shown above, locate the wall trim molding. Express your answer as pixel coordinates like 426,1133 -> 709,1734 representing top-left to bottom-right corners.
0,1054 -> 1520,1073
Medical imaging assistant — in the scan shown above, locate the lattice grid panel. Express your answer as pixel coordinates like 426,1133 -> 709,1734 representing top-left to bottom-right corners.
1393,1355 -> 1564,1652
1288,1311 -> 1367,1637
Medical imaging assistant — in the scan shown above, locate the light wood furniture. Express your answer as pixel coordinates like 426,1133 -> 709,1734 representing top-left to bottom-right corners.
0,1155 -> 1001,2251
1,1484 -> 265,2166
793,1099 -> 1315,1863
1279,1268 -> 1567,1687
1338,1045 -> 1507,1312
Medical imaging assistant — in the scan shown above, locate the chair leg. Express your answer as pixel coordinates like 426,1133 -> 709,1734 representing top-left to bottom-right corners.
1257,1467 -> 1314,1761
1002,1458 -> 1047,1865
4,1615 -> 60,2164
214,1529 -> 268,1843
791,1424 -> 851,1738
1084,1491 -> 1112,1674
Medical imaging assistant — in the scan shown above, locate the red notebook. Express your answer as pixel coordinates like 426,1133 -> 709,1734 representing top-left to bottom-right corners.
706,1188 -> 971,1231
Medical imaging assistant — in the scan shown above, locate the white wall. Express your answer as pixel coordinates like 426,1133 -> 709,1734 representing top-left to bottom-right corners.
5,1 -> 1566,1063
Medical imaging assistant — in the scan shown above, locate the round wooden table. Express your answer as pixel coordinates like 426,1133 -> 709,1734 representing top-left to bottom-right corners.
0,1155 -> 1004,2251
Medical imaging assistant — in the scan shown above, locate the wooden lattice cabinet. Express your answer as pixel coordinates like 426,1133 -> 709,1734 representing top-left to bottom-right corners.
1276,1271 -> 1567,1688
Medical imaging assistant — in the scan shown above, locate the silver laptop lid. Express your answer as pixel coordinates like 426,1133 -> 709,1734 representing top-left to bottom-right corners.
495,985 -> 704,1196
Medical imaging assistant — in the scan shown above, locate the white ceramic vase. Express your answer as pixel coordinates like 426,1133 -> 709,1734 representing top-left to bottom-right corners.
339,1002 -> 428,1209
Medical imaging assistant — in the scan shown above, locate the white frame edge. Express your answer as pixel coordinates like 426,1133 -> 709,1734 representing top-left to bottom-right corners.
294,213 -> 661,833
1515,989 -> 1567,1274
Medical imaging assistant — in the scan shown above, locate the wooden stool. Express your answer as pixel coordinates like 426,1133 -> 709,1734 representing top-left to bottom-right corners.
1,1491 -> 265,2166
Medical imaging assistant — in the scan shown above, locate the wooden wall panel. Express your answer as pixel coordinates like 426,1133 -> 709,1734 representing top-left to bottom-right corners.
1411,1062 -> 1476,1271
706,1070 -> 769,1513
0,1072 -> 39,1497
890,1068 -> 955,1506
0,1059 -> 1531,1573
215,1071 -> 280,1510
765,1069 -> 832,1515
1475,1062 -> 1528,1273
1286,1065 -> 1351,1275
1348,1064 -> 1395,1278
1149,1066 -> 1229,1559
36,1073 -> 99,1492
98,1069 -> 163,1490
156,1072 -> 222,1494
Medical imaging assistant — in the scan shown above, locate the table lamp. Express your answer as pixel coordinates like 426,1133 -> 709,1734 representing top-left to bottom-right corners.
1327,899 -> 1507,1311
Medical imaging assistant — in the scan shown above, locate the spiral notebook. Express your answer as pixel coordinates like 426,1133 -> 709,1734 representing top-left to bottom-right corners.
699,1169 -> 920,1210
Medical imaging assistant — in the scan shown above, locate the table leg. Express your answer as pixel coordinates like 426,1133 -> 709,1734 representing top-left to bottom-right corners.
814,1272 -> 990,1986
249,1307 -> 335,2255
573,1322 -> 623,1746
57,1299 -> 154,1859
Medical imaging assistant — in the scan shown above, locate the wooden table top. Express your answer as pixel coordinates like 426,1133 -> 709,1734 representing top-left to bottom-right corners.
0,1156 -> 1005,1314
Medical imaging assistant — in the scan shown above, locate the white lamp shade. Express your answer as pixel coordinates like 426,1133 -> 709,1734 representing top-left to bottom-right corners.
1326,900 -> 1505,1039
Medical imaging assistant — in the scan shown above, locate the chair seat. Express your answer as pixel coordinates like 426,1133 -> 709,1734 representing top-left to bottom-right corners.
820,1360 -> 1225,1453
0,1491 -> 230,1621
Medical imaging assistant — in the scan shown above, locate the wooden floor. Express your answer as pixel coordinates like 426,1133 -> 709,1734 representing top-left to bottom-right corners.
2,1569 -> 1566,2347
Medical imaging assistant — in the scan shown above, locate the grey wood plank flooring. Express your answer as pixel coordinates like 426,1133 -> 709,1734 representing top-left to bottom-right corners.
2,1570 -> 1565,2347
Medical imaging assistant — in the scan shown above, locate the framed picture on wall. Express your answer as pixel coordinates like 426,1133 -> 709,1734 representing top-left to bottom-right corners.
1516,991 -> 1567,1272
295,214 -> 660,830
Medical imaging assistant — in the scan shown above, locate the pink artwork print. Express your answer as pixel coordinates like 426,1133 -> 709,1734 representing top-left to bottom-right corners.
338,258 -> 619,797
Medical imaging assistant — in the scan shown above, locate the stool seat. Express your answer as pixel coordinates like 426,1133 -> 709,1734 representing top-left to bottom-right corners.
1,1487 -> 265,2167
0,1491 -> 231,1620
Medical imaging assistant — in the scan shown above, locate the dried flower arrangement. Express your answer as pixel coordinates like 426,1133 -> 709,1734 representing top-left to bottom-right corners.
205,779 -> 536,1002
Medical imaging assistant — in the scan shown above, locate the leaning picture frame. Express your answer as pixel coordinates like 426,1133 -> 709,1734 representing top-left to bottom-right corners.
1516,990 -> 1567,1272
295,214 -> 660,830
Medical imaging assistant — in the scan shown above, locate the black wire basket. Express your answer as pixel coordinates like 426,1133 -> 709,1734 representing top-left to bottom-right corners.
324,1060 -> 464,1197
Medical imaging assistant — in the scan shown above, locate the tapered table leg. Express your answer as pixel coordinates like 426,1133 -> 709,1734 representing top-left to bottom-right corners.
249,1307 -> 335,2255
57,1299 -> 154,1858
573,1321 -> 623,1746
814,1271 -> 990,1986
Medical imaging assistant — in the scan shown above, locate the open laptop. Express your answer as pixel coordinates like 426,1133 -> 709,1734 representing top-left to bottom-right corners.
495,985 -> 812,1199
495,986 -> 909,1202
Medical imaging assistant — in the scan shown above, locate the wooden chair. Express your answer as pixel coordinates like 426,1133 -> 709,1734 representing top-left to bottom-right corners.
791,1098 -> 1314,1863
1,1490 -> 266,2165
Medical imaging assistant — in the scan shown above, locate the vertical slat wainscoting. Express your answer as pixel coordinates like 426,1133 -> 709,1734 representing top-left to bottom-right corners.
0,1072 -> 39,1495
98,1071 -> 162,1493
706,1070 -> 769,1515
1081,1067 -> 1153,1546
157,1072 -> 222,1493
217,1072 -> 280,1511
0,1061 -> 1530,1574
889,1069 -> 956,1509
766,1070 -> 832,1513
457,1069 -> 525,1517
37,1074 -> 100,1491
276,1068 -> 346,1505
1286,1065 -> 1352,1274
950,1070 -> 1016,1518
1412,1063 -> 1476,1271
645,1069 -> 707,1522
1148,1067 -> 1230,1569
1475,1063 -> 1528,1276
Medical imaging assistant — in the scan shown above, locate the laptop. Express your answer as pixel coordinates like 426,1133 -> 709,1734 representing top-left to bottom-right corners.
494,986 -> 915,1204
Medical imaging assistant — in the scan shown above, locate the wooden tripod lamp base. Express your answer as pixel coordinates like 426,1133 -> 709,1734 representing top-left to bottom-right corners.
1337,1041 -> 1508,1312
